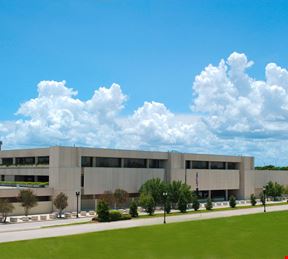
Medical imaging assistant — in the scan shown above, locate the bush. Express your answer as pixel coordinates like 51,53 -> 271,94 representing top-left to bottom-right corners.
129,200 -> 138,218
140,193 -> 155,216
229,195 -> 236,208
97,200 -> 110,222
192,196 -> 200,211
205,198 -> 213,210
250,194 -> 257,206
109,210 -> 122,221
121,214 -> 132,220
178,193 -> 188,213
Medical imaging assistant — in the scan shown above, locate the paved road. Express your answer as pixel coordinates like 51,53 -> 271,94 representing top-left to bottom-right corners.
0,205 -> 287,243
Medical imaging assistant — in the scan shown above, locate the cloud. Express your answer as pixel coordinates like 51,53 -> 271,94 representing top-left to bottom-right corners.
192,52 -> 288,139
1,52 -> 288,165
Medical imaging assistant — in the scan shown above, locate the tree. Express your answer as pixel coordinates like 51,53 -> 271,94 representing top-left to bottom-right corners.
139,193 -> 155,215
265,181 -> 284,200
168,181 -> 192,209
178,192 -> 188,213
18,189 -> 37,216
192,196 -> 200,211
205,198 -> 213,210
53,192 -> 68,218
168,181 -> 182,209
114,189 -> 129,209
97,200 -> 110,222
139,178 -> 165,205
101,191 -> 115,208
129,200 -> 138,218
0,199 -> 14,223
250,194 -> 257,206
229,195 -> 236,208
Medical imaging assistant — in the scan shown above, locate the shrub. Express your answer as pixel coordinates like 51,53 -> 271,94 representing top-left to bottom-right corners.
109,210 -> 122,221
250,194 -> 257,206
139,193 -> 155,216
121,214 -> 132,220
192,196 -> 200,211
129,200 -> 138,218
97,200 -> 110,222
205,198 -> 213,210
178,193 -> 188,213
229,195 -> 236,208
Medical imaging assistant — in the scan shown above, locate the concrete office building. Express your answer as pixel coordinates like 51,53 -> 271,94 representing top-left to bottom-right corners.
1,146 -> 288,215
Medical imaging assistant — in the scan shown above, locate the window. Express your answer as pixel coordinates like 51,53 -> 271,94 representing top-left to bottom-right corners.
210,161 -> 226,169
227,162 -> 239,170
81,156 -> 93,167
37,176 -> 49,182
192,161 -> 209,169
149,159 -> 165,168
1,175 -> 4,181
15,175 -> 35,182
96,157 -> 121,168
37,156 -> 49,165
1,158 -> 13,166
124,158 -> 146,168
185,160 -> 191,169
16,157 -> 35,165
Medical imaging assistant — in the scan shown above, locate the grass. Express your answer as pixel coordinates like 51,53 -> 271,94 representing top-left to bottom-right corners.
1,211 -> 288,259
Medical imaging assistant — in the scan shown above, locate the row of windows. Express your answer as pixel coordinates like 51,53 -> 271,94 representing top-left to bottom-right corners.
0,156 -> 49,166
185,161 -> 239,170
0,175 -> 49,182
81,157 -> 165,169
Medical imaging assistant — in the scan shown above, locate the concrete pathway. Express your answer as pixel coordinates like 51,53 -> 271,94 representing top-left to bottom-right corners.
0,205 -> 287,243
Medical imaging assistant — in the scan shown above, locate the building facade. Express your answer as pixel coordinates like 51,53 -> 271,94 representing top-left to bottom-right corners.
0,146 -> 288,215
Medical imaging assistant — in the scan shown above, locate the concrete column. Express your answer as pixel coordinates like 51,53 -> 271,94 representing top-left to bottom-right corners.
225,189 -> 228,201
13,157 -> 16,165
208,162 -> 211,169
225,162 -> 228,169
121,158 -> 124,168
92,157 -> 97,167
146,159 -> 149,168
208,190 -> 211,199
35,157 -> 38,165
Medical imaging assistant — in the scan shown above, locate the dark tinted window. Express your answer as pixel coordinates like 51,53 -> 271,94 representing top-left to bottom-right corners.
81,156 -> 93,167
16,157 -> 35,165
149,159 -> 165,168
96,157 -> 121,167
124,158 -> 146,168
227,162 -> 239,170
210,161 -> 226,169
192,161 -> 209,169
38,156 -> 49,165
1,158 -> 13,165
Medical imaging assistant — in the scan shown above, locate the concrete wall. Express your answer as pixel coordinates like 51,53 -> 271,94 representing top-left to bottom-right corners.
186,170 -> 240,190
49,147 -> 81,212
8,201 -> 53,216
84,168 -> 165,194
0,167 -> 49,176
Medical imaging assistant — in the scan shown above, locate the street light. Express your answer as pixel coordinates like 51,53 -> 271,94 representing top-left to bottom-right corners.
76,191 -> 80,218
163,192 -> 168,224
263,186 -> 266,213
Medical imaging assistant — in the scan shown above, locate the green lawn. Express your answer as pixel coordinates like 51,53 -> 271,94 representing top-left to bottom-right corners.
1,211 -> 288,259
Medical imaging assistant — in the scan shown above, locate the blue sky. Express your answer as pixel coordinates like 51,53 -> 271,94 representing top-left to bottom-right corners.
1,0 -> 288,165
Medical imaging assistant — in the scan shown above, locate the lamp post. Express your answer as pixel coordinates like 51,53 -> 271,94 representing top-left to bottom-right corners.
163,192 -> 168,224
263,186 -> 266,213
76,191 -> 80,218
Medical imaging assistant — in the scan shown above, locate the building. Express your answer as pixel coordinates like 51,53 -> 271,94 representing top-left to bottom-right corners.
0,146 -> 288,215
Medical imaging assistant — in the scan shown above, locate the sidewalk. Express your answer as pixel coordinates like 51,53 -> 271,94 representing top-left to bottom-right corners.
0,204 -> 287,243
